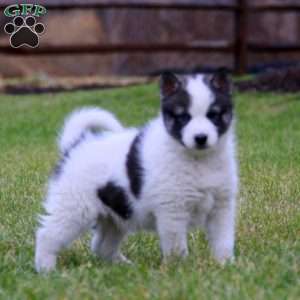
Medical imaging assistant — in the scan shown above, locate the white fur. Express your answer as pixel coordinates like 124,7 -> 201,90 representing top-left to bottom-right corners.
35,80 -> 238,272
58,107 -> 124,154
186,75 -> 214,115
180,75 -> 217,149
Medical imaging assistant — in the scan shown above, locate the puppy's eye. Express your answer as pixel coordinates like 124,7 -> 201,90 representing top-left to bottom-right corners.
176,113 -> 191,124
207,110 -> 220,121
165,110 -> 175,118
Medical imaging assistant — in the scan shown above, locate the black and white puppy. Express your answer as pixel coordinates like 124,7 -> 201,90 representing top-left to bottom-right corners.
35,70 -> 238,272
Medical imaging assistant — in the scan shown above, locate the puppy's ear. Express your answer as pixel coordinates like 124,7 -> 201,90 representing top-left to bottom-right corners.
160,72 -> 181,98
211,68 -> 232,94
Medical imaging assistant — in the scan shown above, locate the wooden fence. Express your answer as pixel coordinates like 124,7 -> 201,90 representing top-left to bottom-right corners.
1,0 -> 300,74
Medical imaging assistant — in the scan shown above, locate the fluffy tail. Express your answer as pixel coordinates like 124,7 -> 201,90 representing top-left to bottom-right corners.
58,107 -> 124,154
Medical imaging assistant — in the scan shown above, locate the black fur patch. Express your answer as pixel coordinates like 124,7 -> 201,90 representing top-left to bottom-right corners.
97,182 -> 132,219
126,132 -> 144,198
52,155 -> 68,178
206,98 -> 233,136
205,71 -> 233,136
63,132 -> 87,157
161,89 -> 191,142
52,133 -> 88,179
160,72 -> 191,144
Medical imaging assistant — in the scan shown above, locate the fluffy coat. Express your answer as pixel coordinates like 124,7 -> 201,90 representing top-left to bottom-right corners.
35,70 -> 238,272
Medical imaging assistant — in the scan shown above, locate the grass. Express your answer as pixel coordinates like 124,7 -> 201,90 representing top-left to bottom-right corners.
0,85 -> 299,300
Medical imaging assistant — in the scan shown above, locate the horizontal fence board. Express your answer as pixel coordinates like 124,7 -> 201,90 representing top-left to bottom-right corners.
2,43 -> 299,55
249,43 -> 300,52
0,1 -> 238,10
0,42 -> 234,55
0,0 -> 237,8
1,1 -> 300,11
1,0 -> 300,74
250,5 -> 300,11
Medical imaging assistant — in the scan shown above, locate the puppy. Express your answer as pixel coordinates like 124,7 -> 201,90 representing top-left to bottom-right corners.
35,69 -> 238,272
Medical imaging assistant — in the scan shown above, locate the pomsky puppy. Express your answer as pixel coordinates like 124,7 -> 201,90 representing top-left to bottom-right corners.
35,69 -> 238,272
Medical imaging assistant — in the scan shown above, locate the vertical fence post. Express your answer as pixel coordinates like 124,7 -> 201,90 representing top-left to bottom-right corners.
234,0 -> 248,74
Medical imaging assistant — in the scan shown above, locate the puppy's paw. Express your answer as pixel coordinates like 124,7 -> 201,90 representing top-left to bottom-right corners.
217,255 -> 235,266
162,248 -> 189,265
113,253 -> 133,265
214,248 -> 234,265
35,253 -> 57,273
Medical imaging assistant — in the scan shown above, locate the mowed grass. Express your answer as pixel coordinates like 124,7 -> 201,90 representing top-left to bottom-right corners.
0,84 -> 299,300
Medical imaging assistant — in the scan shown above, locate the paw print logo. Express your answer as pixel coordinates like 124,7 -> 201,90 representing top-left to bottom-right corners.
4,16 -> 45,48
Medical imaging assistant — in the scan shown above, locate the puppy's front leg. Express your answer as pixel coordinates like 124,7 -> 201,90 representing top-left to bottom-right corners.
156,213 -> 188,261
206,196 -> 236,264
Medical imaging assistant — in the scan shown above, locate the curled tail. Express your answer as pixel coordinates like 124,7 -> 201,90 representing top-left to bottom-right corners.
58,107 -> 124,154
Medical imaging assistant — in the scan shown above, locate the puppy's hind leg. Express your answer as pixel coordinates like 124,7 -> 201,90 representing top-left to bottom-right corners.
35,193 -> 98,273
91,219 -> 130,264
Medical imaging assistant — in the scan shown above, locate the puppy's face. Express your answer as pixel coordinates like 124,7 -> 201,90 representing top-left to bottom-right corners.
160,70 -> 233,150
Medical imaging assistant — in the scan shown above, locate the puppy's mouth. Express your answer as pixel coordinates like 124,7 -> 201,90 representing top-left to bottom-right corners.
195,144 -> 208,150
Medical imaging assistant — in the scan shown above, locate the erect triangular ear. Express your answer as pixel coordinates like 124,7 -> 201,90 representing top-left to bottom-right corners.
210,68 -> 232,94
160,72 -> 181,98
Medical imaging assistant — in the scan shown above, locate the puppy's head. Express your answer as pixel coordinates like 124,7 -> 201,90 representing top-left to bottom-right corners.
160,69 -> 233,150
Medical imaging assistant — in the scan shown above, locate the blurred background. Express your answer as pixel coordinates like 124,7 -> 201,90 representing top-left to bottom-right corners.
1,0 -> 300,92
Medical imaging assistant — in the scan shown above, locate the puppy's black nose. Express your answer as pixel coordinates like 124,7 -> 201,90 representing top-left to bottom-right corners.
194,134 -> 207,148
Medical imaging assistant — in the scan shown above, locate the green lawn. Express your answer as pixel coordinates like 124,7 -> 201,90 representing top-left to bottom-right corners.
0,85 -> 299,300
